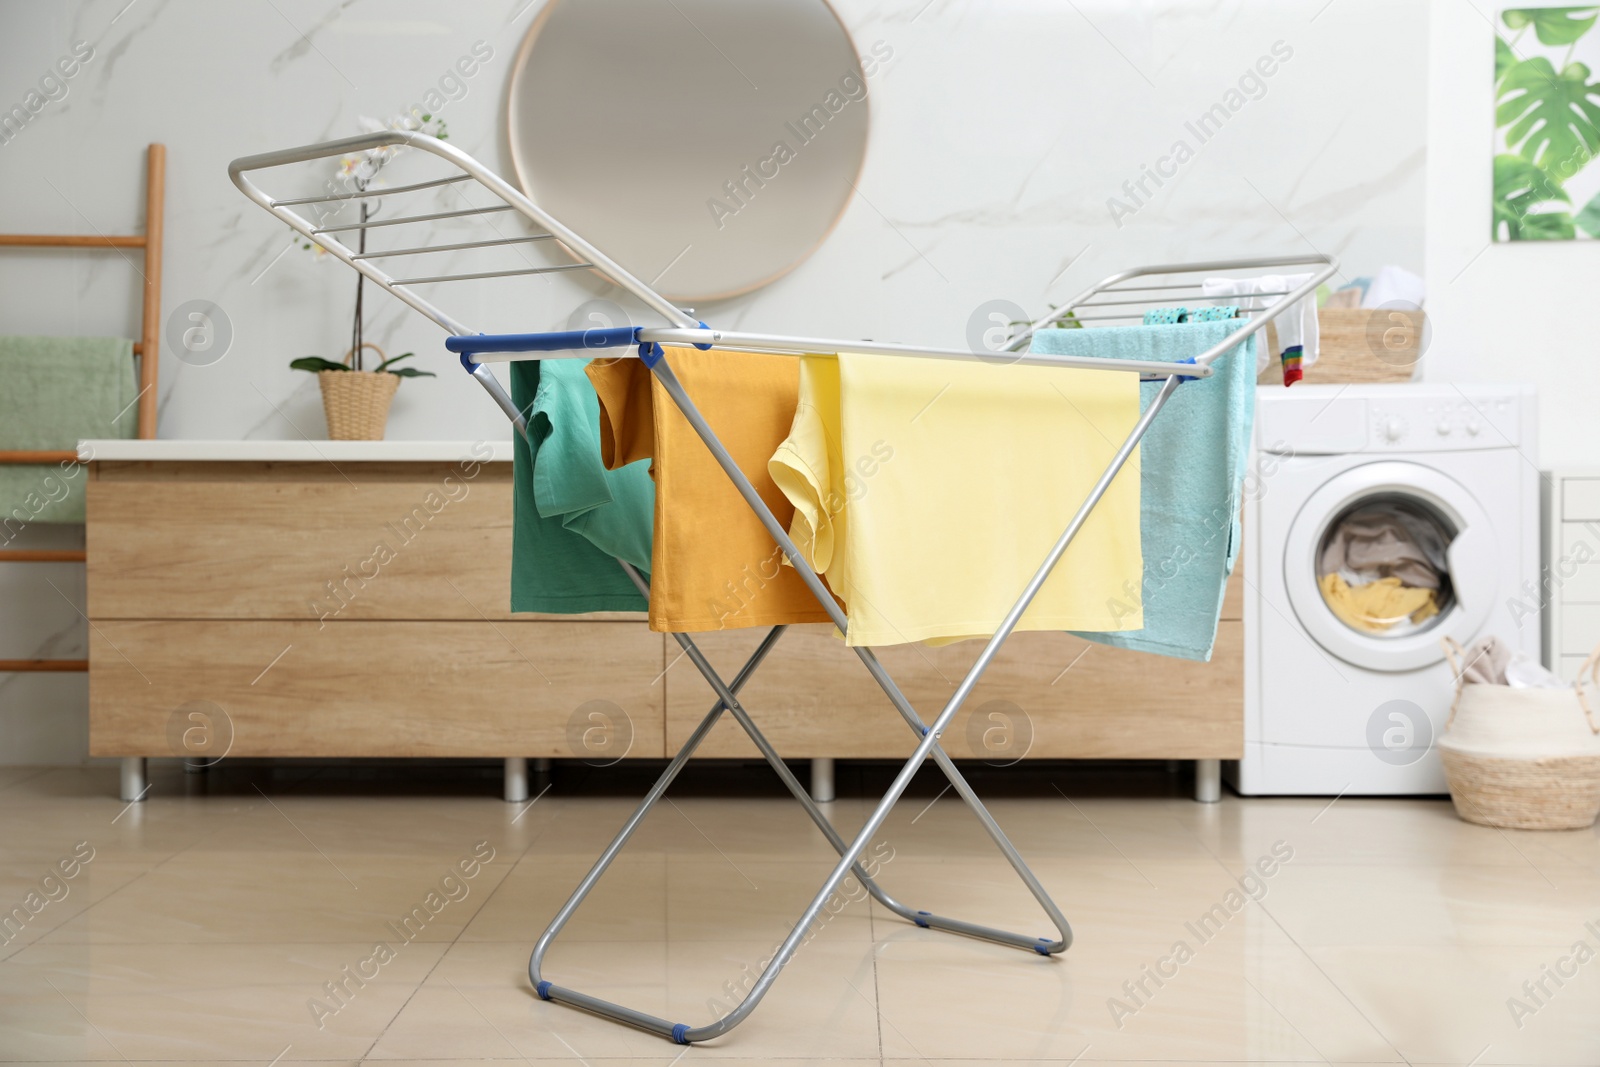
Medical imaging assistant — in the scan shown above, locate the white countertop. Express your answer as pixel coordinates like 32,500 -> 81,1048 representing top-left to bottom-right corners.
78,439 -> 515,462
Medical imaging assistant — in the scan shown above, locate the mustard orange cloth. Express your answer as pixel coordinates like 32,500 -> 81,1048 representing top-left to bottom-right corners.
586,347 -> 838,632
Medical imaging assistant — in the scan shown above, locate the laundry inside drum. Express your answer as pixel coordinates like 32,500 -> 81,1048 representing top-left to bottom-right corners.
1315,494 -> 1457,637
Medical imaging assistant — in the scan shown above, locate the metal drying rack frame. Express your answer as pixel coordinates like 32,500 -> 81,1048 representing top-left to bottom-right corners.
230,130 -> 1337,1045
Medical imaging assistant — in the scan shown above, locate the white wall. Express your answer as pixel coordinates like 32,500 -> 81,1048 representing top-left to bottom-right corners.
0,0 -> 1429,763
1424,0 -> 1593,464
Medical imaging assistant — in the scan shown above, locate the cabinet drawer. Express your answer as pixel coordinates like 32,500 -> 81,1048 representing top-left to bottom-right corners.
89,620 -> 665,758
87,460 -> 521,619
1562,478 -> 1600,522
665,622 -> 1243,759
1559,605 -> 1600,657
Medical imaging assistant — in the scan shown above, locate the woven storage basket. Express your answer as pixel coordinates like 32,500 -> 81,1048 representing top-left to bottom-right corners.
1438,637 -> 1600,830
318,344 -> 399,440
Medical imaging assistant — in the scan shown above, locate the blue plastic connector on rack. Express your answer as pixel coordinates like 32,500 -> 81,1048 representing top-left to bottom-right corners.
693,321 -> 713,351
459,352 -> 479,372
1176,356 -> 1199,383
535,980 -> 552,1000
1034,937 -> 1053,956
671,1023 -> 691,1044
639,341 -> 665,368
914,910 -> 931,928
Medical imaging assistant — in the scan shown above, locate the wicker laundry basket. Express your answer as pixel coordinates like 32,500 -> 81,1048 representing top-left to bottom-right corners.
318,344 -> 399,440
1438,637 -> 1600,830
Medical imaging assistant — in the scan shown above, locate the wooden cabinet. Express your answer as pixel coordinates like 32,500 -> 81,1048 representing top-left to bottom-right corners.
86,449 -> 1242,763
666,591 -> 1242,760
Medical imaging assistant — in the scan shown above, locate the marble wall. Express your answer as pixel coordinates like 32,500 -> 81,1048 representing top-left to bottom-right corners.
0,0 -> 1428,763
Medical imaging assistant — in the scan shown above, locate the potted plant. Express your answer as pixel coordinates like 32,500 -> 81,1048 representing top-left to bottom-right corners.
291,346 -> 434,440
290,113 -> 445,439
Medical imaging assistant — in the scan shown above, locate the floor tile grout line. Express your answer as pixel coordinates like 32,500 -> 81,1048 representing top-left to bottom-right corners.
20,795 -> 249,957
1180,821 -> 1411,1062
355,796 -> 560,1060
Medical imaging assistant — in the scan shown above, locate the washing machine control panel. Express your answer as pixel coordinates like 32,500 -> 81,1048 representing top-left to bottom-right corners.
1258,386 -> 1528,455
1366,394 -> 1518,451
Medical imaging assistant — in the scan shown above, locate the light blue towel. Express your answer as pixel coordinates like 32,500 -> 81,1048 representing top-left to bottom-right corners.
1031,321 -> 1257,661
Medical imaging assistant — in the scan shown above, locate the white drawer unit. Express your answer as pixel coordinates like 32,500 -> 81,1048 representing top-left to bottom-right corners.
1542,471 -> 1600,681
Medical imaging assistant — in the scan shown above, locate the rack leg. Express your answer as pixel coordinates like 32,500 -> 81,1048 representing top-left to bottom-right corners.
810,757 -> 835,803
504,757 -> 529,803
120,757 -> 147,802
1195,758 -> 1221,803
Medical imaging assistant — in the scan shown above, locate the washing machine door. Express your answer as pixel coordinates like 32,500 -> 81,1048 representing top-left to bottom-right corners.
1283,460 -> 1497,672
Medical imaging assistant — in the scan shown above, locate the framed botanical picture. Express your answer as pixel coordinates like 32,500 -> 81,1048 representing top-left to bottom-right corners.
1494,6 -> 1600,240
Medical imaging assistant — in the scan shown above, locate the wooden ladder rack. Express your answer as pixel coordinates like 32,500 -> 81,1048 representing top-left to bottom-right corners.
0,143 -> 165,673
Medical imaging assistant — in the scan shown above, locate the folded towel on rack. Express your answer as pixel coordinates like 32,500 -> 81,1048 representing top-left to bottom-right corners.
1033,321 -> 1256,661
768,352 -> 1142,646
0,336 -> 137,525
587,347 -> 838,632
509,359 -> 655,614
1200,274 -> 1316,385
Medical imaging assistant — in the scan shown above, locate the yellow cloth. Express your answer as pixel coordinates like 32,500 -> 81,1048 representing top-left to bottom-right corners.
587,347 -> 838,633
1318,573 -> 1438,633
768,352 -> 1143,646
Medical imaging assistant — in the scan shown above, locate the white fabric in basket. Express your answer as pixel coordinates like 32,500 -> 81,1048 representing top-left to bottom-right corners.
1442,685 -> 1600,758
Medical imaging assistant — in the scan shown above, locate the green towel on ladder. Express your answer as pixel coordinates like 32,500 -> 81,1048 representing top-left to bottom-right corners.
510,358 -> 655,613
0,336 -> 138,525
1031,321 -> 1256,661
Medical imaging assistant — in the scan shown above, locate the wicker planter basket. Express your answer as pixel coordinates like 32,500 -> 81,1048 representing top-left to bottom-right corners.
1438,637 -> 1600,831
318,344 -> 399,440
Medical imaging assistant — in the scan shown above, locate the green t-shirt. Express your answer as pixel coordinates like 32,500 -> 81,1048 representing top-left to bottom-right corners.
510,359 -> 654,613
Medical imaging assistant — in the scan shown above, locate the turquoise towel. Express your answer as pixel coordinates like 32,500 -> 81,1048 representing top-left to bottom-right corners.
510,359 -> 655,614
1032,322 -> 1256,661
0,336 -> 138,525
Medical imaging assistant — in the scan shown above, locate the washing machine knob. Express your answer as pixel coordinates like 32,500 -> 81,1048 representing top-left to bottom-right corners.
1382,416 -> 1406,442
1466,420 -> 1481,436
1436,420 -> 1452,436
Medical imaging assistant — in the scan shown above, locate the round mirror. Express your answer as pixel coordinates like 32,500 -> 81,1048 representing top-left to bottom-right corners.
506,0 -> 869,302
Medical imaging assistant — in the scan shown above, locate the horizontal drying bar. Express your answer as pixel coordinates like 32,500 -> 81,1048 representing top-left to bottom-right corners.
271,173 -> 472,206
313,204 -> 514,233
392,263 -> 593,285
351,234 -> 558,259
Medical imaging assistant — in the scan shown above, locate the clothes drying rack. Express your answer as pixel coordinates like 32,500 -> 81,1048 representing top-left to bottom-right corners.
230,130 -> 1336,1045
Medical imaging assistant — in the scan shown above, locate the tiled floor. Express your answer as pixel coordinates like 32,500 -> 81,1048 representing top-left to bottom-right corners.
1,759 -> 1598,1065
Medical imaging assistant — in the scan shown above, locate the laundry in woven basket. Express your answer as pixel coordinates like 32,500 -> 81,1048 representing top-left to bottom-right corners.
1438,635 -> 1600,830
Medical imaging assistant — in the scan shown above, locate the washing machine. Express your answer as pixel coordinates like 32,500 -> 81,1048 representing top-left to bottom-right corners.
1231,383 -> 1539,795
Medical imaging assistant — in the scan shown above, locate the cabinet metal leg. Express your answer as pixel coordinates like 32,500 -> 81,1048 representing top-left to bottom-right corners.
504,757 -> 529,803
532,757 -> 552,775
810,757 -> 835,803
120,757 -> 148,802
1195,758 -> 1221,803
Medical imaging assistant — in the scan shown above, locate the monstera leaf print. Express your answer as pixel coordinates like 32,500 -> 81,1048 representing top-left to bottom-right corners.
1494,8 -> 1600,240
1502,6 -> 1598,46
1497,58 -> 1600,172
1493,153 -> 1574,240
1496,36 -> 1518,83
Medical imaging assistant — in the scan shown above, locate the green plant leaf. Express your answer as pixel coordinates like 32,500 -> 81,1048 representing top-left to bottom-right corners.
1519,209 -> 1577,238
290,356 -> 350,372
1575,189 -> 1600,236
372,351 -> 416,371
1502,6 -> 1598,46
1493,153 -> 1573,240
387,367 -> 436,378
1496,36 -> 1517,84
1497,57 -> 1600,171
